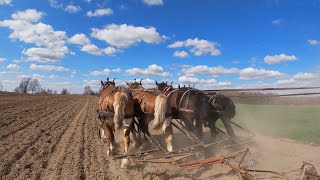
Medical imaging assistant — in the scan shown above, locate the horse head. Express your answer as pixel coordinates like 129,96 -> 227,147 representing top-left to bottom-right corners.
155,80 -> 171,91
101,77 -> 115,89
126,79 -> 143,90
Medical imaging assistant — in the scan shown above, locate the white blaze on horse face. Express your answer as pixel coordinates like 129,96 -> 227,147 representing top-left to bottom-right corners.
123,118 -> 133,127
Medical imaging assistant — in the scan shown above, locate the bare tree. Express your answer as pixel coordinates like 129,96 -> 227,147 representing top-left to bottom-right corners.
46,89 -> 53,94
83,85 -> 94,95
14,77 -> 31,93
29,79 -> 41,94
61,88 -> 69,95
0,82 -> 3,91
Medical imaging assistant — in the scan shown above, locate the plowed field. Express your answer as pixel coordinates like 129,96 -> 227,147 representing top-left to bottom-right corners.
0,93 -> 319,180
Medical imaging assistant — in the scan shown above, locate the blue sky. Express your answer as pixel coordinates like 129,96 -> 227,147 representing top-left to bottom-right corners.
0,0 -> 320,93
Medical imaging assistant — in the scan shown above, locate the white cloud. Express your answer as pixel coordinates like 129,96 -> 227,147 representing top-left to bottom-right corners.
48,75 -> 59,79
17,73 -> 45,79
239,67 -> 284,80
80,44 -> 118,56
308,39 -> 320,45
11,9 -> 44,22
292,72 -> 317,80
272,18 -> 284,25
0,58 -> 6,62
90,69 -> 110,76
29,64 -> 69,71
65,5 -> 81,13
276,72 -> 318,85
182,65 -> 239,77
125,64 -> 172,77
90,68 -> 121,76
91,24 -> 163,48
87,8 -> 113,17
173,51 -> 188,58
49,0 -> 62,8
178,76 -> 232,89
0,0 -> 12,5
142,0 -> 163,6
6,64 -> 21,70
264,54 -> 297,65
276,79 -> 296,85
68,33 -> 90,45
80,44 -> 102,55
84,0 -> 92,3
22,47 -> 68,63
0,9 -> 70,63
104,47 -> 117,55
168,38 -> 221,57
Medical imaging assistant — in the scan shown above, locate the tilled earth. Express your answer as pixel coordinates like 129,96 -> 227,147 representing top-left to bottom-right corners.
0,93 -> 319,180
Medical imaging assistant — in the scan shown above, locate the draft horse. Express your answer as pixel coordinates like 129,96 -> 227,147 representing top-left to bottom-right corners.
126,81 -> 173,152
155,81 -> 214,140
156,81 -> 236,138
98,78 -> 135,168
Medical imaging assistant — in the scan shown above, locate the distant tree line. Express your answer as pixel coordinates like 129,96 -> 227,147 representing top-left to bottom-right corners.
13,77 -> 98,95
14,77 -> 64,95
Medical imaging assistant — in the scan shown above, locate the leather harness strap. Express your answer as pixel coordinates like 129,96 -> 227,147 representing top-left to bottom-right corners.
105,86 -> 118,112
179,89 -> 191,110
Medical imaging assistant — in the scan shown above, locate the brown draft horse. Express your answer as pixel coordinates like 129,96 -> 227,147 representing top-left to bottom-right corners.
98,79 -> 135,168
156,82 -> 235,138
155,81 -> 213,140
126,81 -> 173,152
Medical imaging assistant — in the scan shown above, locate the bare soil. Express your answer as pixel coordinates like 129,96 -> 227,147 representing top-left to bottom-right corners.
0,93 -> 319,180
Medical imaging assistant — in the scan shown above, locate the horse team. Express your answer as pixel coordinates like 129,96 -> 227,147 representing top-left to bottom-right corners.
97,78 -> 236,168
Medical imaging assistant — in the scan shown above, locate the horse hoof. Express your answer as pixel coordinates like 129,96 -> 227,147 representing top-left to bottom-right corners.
121,158 -> 130,169
107,150 -> 112,156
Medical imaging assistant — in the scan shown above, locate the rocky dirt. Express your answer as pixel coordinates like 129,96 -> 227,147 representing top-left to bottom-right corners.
0,93 -> 319,180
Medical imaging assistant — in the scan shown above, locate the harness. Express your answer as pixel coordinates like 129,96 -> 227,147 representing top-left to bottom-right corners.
98,86 -> 134,119
209,94 -> 216,104
133,90 -> 171,117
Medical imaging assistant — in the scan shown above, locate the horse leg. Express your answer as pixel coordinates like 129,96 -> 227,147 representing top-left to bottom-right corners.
208,115 -> 219,139
163,116 -> 173,152
121,118 -> 133,168
104,123 -> 115,156
194,117 -> 204,140
130,124 -> 139,149
221,117 -> 235,137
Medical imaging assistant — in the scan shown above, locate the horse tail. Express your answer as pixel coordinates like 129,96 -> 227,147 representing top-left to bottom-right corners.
153,94 -> 167,130
113,92 -> 128,130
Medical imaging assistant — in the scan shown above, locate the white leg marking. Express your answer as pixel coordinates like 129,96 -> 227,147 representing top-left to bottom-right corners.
121,158 -> 130,168
162,116 -> 172,131
123,118 -> 133,127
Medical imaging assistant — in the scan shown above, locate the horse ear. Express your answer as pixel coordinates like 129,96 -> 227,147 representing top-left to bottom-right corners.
140,79 -> 143,85
101,81 -> 104,85
178,84 -> 180,90
155,80 -> 158,86
170,81 -> 173,86
165,81 -> 168,85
